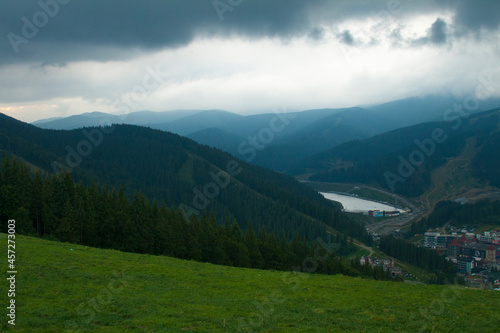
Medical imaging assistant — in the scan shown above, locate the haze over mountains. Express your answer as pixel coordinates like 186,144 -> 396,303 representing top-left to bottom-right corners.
297,107 -> 500,196
32,95 -> 500,172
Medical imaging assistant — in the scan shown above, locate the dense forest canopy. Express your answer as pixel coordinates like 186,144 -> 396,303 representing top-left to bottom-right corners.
298,109 -> 500,197
0,157 -> 395,281
0,113 -> 371,244
409,200 -> 500,236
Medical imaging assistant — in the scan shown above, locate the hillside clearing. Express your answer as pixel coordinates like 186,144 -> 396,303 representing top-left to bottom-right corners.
3,234 -> 499,332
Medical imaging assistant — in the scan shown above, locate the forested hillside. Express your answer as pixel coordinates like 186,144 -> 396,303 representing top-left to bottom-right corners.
379,236 -> 458,284
0,113 -> 370,244
409,200 -> 500,236
297,108 -> 500,197
0,157 -> 391,279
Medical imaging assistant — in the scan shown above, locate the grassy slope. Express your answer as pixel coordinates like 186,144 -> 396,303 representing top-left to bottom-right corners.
420,137 -> 482,213
3,233 -> 499,332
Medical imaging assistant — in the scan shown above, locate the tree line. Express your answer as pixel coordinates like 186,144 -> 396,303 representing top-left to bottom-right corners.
408,200 -> 500,237
379,235 -> 458,284
0,157 -> 395,281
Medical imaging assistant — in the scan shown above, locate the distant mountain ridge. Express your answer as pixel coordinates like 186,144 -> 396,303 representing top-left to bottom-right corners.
31,110 -> 204,129
31,95 -> 500,173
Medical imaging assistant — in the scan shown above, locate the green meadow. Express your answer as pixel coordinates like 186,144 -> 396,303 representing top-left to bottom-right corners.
2,233 -> 499,332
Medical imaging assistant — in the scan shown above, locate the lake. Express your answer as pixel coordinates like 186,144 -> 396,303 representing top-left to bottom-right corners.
320,192 -> 404,213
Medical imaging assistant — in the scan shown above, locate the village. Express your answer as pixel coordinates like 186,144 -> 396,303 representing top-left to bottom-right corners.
359,228 -> 500,289
423,228 -> 500,290
359,256 -> 407,279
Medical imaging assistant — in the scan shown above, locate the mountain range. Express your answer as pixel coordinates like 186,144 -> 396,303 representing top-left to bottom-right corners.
1,113 -> 369,243
32,95 -> 500,172
297,107 -> 500,199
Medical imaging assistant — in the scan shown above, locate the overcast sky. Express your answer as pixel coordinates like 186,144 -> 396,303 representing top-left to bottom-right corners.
1,0 -> 499,122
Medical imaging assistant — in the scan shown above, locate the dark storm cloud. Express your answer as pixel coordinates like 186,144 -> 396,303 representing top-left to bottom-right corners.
453,0 -> 500,32
0,0 -> 322,63
429,18 -> 447,45
0,0 -> 499,65
307,27 -> 325,41
408,18 -> 449,47
339,30 -> 355,45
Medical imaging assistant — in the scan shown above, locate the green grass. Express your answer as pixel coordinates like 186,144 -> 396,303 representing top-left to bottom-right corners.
474,224 -> 500,234
344,246 -> 370,259
2,233 -> 499,332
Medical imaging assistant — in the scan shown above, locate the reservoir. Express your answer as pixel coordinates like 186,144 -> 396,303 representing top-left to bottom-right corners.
320,192 -> 404,214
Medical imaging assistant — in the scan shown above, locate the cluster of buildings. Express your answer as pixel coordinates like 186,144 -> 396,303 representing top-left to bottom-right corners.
366,210 -> 402,217
359,256 -> 403,278
424,230 -> 500,275
464,271 -> 500,290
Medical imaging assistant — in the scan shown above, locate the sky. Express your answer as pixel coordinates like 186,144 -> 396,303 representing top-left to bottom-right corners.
0,0 -> 499,122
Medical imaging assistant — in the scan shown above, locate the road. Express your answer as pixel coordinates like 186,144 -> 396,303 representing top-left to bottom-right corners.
357,185 -> 423,236
352,239 -> 374,256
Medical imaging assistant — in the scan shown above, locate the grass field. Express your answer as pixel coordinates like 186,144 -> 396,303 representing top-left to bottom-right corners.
475,224 -> 500,234
2,233 -> 499,332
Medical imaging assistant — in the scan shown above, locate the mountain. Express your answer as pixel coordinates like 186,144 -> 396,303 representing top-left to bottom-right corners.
0,113 -> 369,243
295,107 -> 500,198
32,110 -> 203,129
249,108 -> 393,171
368,95 -> 500,129
186,107 -> 392,171
31,95 -> 500,174
32,111 -> 119,130
187,127 -> 245,153
30,116 -> 63,125
33,107 -> 380,171
149,110 -> 244,136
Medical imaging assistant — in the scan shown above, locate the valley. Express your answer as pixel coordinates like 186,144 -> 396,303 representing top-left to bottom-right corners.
2,105 -> 500,331
2,1 -> 500,331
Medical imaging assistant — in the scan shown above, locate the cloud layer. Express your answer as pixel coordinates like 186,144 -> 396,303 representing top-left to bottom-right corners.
2,0 -> 498,63
0,0 -> 499,121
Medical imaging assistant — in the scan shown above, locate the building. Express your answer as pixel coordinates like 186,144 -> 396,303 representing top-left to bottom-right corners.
460,242 -> 491,259
486,244 -> 498,262
477,233 -> 492,243
367,210 -> 400,218
447,239 -> 461,258
482,271 -> 500,287
384,211 -> 401,217
436,234 -> 455,247
448,238 -> 500,265
390,266 -> 403,278
424,232 -> 440,248
424,232 -> 455,248
457,234 -> 468,245
457,256 -> 476,274
360,256 -> 395,272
